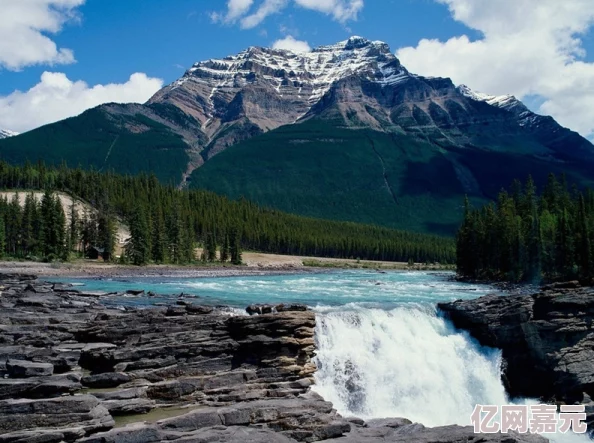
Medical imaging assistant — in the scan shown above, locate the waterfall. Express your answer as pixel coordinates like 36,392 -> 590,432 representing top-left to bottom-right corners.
312,305 -> 590,442
312,305 -> 507,427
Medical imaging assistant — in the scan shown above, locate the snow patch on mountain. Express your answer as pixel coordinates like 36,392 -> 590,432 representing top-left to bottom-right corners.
178,36 -> 410,114
0,129 -> 19,139
457,84 -> 543,127
457,84 -> 519,110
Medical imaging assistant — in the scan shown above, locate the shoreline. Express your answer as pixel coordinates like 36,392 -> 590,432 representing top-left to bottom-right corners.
0,254 -> 452,279
0,273 -> 553,443
0,261 -> 323,279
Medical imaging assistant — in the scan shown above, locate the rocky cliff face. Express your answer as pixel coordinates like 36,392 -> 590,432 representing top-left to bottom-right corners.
148,36 -> 593,164
149,37 -> 405,132
147,36 -> 413,161
439,282 -> 594,432
0,273 -> 548,443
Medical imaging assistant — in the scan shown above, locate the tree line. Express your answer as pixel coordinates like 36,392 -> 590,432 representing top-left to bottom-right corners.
0,161 -> 455,264
457,174 -> 594,282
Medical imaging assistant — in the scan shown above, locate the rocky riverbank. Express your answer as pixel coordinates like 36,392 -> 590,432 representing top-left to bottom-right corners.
0,273 -> 547,443
439,281 -> 594,432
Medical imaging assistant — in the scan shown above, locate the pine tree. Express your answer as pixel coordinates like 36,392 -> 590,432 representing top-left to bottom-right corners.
166,202 -> 184,264
151,210 -> 166,263
220,234 -> 230,263
39,190 -> 54,258
97,213 -> 117,261
206,232 -> 217,262
0,216 -> 5,258
6,194 -> 22,256
125,205 -> 150,265
576,195 -> 592,279
21,193 -> 37,257
54,196 -> 67,260
81,210 -> 98,257
230,227 -> 242,265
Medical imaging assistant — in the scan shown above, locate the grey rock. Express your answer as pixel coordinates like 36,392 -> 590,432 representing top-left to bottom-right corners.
276,304 -> 308,313
166,426 -> 298,443
82,372 -> 131,389
439,287 -> 594,403
6,360 -> 54,378
0,373 -> 82,399
158,409 -> 223,430
93,387 -> 147,401
77,423 -> 161,443
185,304 -> 213,315
1,273 -> 551,443
101,398 -> 155,416
0,395 -> 114,434
327,422 -> 548,442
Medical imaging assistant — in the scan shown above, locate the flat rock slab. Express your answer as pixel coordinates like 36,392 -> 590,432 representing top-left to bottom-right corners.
6,359 -> 54,378
0,395 -> 114,434
0,373 -> 82,399
329,423 -> 549,442
82,372 -> 131,388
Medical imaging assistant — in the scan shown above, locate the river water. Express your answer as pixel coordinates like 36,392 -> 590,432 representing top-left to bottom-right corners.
58,270 -> 589,442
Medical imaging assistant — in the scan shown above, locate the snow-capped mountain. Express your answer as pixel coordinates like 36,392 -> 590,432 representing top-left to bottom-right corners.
2,36 -> 593,234
147,36 -> 592,162
148,36 -> 420,157
0,129 -> 18,140
151,36 -> 408,130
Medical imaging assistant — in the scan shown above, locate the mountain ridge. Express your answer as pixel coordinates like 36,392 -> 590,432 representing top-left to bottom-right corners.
1,36 -> 593,233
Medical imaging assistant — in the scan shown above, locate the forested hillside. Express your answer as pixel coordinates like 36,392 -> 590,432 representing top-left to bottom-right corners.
3,37 -> 594,236
0,162 -> 455,265
457,174 -> 594,282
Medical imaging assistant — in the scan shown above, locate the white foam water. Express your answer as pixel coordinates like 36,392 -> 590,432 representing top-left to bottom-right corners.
312,305 -> 591,442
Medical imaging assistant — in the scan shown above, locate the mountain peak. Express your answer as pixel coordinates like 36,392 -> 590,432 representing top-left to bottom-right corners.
344,35 -> 372,48
152,36 -> 408,135
313,36 -> 391,55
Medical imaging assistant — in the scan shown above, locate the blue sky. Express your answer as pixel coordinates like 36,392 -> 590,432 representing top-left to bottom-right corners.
1,0 -> 594,139
0,0 -> 482,95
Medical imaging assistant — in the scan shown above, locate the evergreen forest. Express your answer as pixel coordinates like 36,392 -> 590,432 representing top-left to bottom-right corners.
0,161 -> 455,265
457,174 -> 594,282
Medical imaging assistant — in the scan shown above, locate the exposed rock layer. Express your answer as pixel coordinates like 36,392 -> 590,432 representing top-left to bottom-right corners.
439,283 -> 594,431
0,273 -> 548,442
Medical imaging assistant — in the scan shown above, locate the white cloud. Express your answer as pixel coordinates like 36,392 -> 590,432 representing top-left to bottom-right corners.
0,0 -> 85,71
226,0 -> 255,22
293,0 -> 363,23
272,35 -> 311,52
0,72 -> 164,133
212,0 -> 363,29
396,0 -> 594,139
240,0 -> 288,29
211,0 -> 255,24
